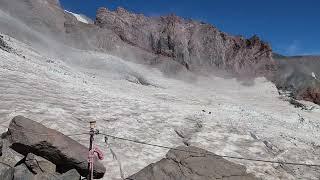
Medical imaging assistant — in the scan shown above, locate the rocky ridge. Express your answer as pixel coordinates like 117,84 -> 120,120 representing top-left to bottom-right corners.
95,7 -> 275,77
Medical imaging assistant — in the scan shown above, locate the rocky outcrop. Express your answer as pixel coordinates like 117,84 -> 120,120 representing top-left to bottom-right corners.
0,35 -> 13,53
0,0 -> 276,77
273,56 -> 320,105
297,86 -> 320,105
127,146 -> 257,180
96,7 -> 275,77
3,115 -> 106,179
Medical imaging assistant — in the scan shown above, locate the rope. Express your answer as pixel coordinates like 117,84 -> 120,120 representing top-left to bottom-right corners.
104,136 -> 125,179
98,132 -> 320,168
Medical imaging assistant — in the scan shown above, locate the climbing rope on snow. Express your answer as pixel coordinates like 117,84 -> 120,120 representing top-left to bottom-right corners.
104,136 -> 125,179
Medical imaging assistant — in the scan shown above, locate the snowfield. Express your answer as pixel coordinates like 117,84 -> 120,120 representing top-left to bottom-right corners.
0,34 -> 320,180
64,10 -> 93,24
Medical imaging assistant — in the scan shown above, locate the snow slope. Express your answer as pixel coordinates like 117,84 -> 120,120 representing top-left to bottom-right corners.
65,10 -> 93,24
0,33 -> 320,180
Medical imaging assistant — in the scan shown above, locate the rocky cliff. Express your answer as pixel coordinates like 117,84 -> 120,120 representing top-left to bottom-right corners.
95,7 -> 275,77
1,0 -> 319,105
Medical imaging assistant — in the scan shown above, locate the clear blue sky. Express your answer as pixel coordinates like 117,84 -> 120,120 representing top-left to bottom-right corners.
60,0 -> 320,56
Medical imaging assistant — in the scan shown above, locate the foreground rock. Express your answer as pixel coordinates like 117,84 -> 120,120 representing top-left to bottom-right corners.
127,146 -> 257,180
25,153 -> 56,174
0,162 -> 14,180
4,115 -> 106,179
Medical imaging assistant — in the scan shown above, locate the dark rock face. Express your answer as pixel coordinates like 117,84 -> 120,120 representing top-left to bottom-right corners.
127,146 -> 257,180
0,35 -> 13,53
0,139 -> 2,156
5,116 -> 106,179
297,86 -> 320,105
96,7 -> 275,77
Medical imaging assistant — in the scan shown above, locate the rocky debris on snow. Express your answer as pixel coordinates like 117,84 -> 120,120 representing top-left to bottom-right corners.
1,115 -> 105,179
296,85 -> 320,105
174,116 -> 203,146
126,146 -> 257,180
0,35 -> 13,53
278,90 -> 318,110
274,55 -> 320,105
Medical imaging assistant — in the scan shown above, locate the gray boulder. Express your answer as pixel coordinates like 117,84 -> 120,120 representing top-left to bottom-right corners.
13,163 -> 34,180
59,169 -> 81,180
0,139 -> 24,167
0,162 -> 14,180
127,146 -> 257,180
5,116 -> 106,179
25,153 -> 56,174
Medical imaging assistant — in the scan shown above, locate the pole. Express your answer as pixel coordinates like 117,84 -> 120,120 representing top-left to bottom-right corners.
88,121 -> 96,180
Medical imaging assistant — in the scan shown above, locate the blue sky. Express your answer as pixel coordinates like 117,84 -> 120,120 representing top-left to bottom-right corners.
60,0 -> 320,56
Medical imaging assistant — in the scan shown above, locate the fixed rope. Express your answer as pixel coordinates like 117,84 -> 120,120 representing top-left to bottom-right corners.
98,132 -> 320,168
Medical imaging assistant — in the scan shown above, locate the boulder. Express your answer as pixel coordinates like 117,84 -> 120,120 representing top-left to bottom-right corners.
14,160 -> 77,180
0,139 -> 24,167
0,162 -> 14,180
5,116 -> 106,179
13,163 -> 34,180
59,169 -> 81,180
25,153 -> 56,174
127,146 -> 257,180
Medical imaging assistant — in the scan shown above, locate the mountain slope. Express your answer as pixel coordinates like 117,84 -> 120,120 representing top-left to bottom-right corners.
95,7 -> 275,77
0,0 -> 320,179
1,32 -> 320,180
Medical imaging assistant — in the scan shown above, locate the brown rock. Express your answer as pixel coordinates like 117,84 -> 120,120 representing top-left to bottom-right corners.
127,146 -> 257,180
95,7 -> 275,77
5,116 -> 106,179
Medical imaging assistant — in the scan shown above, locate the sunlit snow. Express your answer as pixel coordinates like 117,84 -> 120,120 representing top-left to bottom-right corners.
0,35 -> 320,179
65,10 -> 92,24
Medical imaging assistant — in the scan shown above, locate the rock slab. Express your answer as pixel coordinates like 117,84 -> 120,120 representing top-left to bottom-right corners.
25,153 -> 56,174
127,146 -> 257,180
0,162 -> 14,180
5,115 -> 106,179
